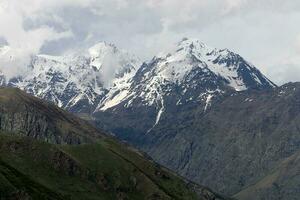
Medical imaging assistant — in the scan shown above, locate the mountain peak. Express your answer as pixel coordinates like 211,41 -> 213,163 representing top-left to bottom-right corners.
88,41 -> 118,58
1,41 -> 141,113
148,38 -> 275,91
177,37 -> 208,49
175,38 -> 241,62
1,40 -> 275,116
97,39 -> 275,114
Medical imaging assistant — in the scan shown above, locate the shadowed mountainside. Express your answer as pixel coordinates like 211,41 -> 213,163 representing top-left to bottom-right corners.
0,87 -> 229,200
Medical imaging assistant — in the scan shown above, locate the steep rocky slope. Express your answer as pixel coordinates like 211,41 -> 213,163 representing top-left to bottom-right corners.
0,87 -> 229,200
234,149 -> 300,200
92,78 -> 300,200
134,82 -> 300,199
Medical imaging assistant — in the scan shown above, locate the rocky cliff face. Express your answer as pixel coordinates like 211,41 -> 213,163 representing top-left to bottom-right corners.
0,87 -> 102,144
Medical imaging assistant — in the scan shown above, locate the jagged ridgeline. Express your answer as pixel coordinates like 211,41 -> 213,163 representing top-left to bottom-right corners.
0,87 -> 229,200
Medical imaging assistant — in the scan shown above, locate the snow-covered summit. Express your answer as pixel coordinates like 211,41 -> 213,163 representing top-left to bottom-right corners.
95,38 -> 276,132
145,38 -> 274,91
0,38 -> 275,119
1,42 -> 141,113
98,38 -> 275,112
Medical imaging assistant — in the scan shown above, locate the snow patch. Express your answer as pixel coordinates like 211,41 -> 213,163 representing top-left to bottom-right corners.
100,90 -> 129,111
154,106 -> 164,126
244,98 -> 253,102
204,94 -> 213,111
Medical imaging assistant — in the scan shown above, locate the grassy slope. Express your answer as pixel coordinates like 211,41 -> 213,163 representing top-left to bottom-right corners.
0,134 -> 203,200
0,159 -> 64,200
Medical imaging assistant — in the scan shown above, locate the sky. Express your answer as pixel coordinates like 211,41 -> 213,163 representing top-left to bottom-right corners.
0,0 -> 299,84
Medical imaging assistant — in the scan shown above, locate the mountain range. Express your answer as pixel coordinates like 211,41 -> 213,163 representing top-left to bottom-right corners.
0,38 -> 299,199
0,38 -> 275,116
0,42 -> 141,114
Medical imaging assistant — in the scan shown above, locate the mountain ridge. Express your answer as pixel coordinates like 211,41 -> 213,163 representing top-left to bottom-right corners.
0,42 -> 141,114
97,38 -> 275,112
0,38 -> 275,116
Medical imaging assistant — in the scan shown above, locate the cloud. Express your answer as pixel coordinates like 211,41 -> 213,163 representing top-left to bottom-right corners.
0,0 -> 300,84
0,0 -> 75,78
296,35 -> 300,52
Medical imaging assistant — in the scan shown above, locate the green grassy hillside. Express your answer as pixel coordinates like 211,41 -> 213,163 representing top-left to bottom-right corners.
0,134 -> 202,199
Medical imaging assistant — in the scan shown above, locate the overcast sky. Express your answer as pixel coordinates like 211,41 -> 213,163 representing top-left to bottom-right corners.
0,0 -> 300,84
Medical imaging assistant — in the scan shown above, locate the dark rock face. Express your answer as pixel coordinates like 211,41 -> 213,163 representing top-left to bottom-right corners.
144,83 -> 300,198
0,88 -> 101,144
0,104 -> 62,143
234,149 -> 300,200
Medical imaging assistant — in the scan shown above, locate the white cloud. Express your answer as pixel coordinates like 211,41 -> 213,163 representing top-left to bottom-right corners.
296,34 -> 300,52
0,0 -> 300,84
0,0 -> 75,78
223,0 -> 246,13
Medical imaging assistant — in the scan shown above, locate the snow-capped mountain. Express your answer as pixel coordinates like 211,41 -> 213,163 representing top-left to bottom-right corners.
0,38 -> 275,120
97,38 -> 275,115
1,42 -> 141,113
91,38 -> 276,143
